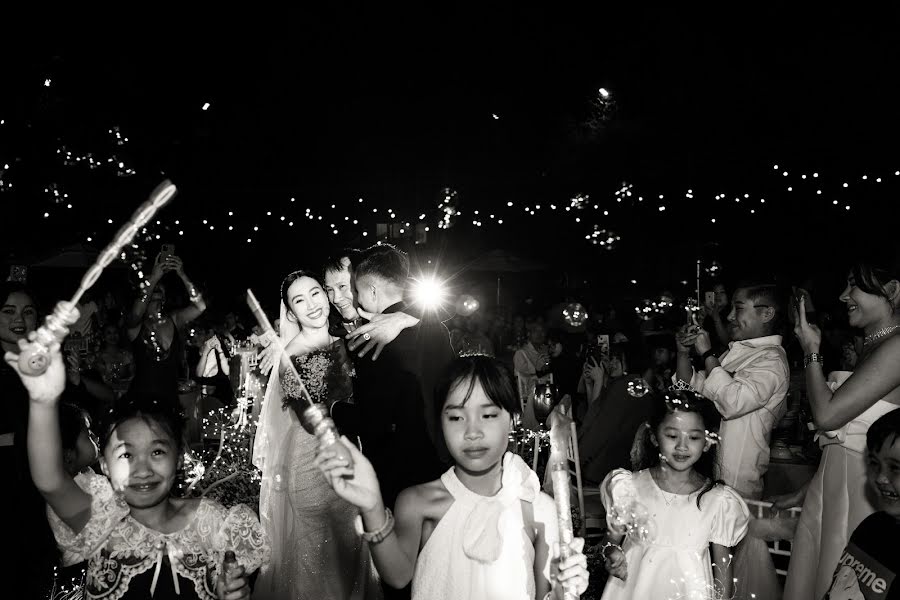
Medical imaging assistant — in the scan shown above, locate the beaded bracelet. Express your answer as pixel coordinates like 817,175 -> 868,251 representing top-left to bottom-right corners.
671,379 -> 697,393
601,541 -> 623,559
803,353 -> 824,368
354,508 -> 395,544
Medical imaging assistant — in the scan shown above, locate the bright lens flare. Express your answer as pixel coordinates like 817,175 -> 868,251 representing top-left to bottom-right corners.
411,276 -> 448,310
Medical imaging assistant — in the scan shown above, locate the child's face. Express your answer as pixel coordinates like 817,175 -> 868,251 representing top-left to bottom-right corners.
867,436 -> 900,519
654,411 -> 710,472
101,417 -> 180,509
442,378 -> 512,474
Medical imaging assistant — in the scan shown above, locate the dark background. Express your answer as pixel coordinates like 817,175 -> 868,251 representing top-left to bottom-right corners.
2,7 -> 899,316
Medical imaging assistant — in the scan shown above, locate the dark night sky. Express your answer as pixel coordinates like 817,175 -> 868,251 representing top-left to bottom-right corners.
2,7 -> 899,308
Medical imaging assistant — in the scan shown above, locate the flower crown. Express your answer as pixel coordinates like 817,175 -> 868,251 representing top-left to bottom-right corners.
663,384 -> 720,445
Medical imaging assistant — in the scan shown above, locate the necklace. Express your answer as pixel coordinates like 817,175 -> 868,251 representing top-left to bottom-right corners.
864,325 -> 900,346
654,467 -> 691,506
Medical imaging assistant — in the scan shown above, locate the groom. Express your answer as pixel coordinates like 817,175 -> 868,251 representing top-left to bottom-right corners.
350,244 -> 455,510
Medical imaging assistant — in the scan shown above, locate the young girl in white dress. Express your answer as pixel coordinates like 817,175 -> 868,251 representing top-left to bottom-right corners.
600,389 -> 750,600
4,322 -> 269,600
316,354 -> 589,600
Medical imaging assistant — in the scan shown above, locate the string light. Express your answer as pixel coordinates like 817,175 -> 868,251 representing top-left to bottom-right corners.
42,161 -> 894,249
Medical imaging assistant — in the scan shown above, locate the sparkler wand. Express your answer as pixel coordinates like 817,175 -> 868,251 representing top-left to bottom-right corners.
17,180 -> 177,376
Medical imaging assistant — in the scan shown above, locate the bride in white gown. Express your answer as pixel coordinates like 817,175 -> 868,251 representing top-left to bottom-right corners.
252,270 -> 381,600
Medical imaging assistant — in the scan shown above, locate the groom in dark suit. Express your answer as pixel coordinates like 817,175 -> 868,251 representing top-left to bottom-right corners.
351,244 -> 455,511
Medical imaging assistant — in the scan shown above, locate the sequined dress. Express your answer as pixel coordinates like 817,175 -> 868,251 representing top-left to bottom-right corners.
254,340 -> 381,600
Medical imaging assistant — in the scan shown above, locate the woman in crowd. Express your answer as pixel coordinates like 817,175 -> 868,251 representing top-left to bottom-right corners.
0,282 -> 59,597
782,256 -> 900,600
125,251 -> 206,403
194,315 -> 236,408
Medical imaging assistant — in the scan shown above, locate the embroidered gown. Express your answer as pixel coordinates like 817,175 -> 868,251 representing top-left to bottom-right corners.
254,340 -> 381,600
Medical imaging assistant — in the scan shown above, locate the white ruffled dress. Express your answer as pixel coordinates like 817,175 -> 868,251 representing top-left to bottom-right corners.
600,468 -> 750,600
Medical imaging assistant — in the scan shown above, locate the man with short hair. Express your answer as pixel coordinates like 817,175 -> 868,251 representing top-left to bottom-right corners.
675,282 -> 790,499
323,250 -> 363,334
676,283 -> 790,599
352,244 -> 454,509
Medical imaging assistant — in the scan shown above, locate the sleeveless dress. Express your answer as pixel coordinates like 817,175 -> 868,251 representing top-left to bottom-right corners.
783,371 -> 900,600
600,469 -> 750,600
412,452 -> 557,600
254,340 -> 381,600
130,316 -> 183,402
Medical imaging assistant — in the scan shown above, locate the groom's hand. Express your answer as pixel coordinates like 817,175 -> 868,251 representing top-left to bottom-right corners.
346,309 -> 418,360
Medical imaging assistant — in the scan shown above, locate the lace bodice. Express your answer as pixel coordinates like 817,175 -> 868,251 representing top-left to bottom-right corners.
47,472 -> 270,600
279,339 -> 355,406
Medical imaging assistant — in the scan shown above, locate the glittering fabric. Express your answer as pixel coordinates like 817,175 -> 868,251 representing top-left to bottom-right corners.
280,340 -> 356,410
255,340 -> 380,600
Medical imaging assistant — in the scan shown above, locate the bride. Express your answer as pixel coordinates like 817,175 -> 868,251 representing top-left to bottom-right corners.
252,270 -> 381,599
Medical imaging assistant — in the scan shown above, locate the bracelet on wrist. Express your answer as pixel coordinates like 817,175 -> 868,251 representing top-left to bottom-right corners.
671,379 -> 697,393
601,541 -> 623,557
354,507 -> 394,544
803,353 -> 824,368
700,348 -> 717,363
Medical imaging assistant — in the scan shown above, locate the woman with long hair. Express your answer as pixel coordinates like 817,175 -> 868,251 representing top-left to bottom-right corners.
252,270 -> 380,600
782,255 -> 900,600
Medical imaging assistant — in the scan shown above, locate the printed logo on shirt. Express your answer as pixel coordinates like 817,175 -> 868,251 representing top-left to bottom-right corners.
825,541 -> 895,599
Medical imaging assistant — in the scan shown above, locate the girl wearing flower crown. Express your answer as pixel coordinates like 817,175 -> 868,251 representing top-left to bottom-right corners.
600,389 -> 750,600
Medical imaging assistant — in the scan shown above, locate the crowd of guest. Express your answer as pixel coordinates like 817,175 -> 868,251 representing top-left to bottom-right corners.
3,241 -> 900,599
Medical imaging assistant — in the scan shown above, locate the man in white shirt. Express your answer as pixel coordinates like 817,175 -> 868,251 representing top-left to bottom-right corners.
675,283 -> 789,500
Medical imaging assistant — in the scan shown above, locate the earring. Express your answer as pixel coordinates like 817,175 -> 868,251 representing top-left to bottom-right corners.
658,453 -> 668,463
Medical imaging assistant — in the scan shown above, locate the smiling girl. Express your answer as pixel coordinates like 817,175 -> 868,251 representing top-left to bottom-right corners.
5,314 -> 269,600
600,390 -> 749,600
